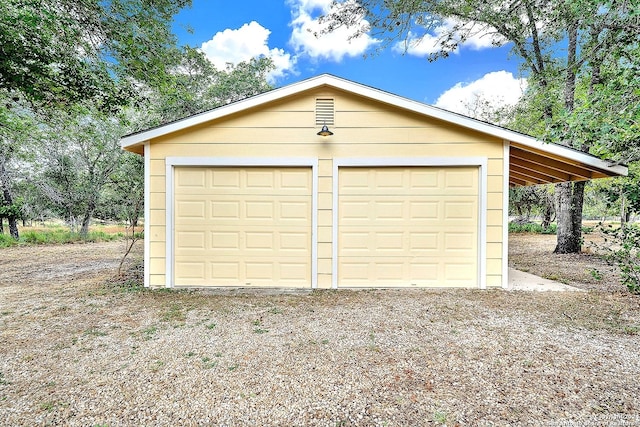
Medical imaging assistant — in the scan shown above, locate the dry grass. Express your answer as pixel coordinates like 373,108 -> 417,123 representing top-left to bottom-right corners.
0,237 -> 639,426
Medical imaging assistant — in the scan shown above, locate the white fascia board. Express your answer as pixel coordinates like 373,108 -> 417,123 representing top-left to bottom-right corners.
120,75 -> 338,149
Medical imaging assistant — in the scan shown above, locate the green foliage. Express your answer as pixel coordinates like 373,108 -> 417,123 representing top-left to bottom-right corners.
509,222 -> 557,234
597,223 -> 640,294
322,0 -> 640,254
0,227 -> 124,247
97,152 -> 144,225
0,203 -> 20,218
585,163 -> 640,222
132,55 -> 275,130
35,106 -> 128,235
0,1 -> 276,239
0,0 -> 191,109
0,233 -> 15,247
509,185 -> 555,222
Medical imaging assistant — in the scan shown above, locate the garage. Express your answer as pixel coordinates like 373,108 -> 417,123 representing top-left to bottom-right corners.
120,74 -> 625,289
336,166 -> 479,287
172,166 -> 313,287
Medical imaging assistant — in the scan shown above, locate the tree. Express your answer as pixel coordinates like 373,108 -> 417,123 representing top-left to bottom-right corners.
0,0 -> 190,110
0,91 -> 39,239
509,185 -> 555,228
321,0 -> 639,253
132,53 -> 275,129
588,164 -> 640,225
0,0 -> 191,239
101,152 -> 145,275
35,106 -> 127,236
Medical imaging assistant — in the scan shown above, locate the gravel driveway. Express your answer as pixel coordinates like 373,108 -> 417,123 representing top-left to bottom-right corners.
1,240 -> 639,426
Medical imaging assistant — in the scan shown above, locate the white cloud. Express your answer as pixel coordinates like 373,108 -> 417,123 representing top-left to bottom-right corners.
288,0 -> 379,62
395,18 -> 505,57
200,21 -> 295,82
434,71 -> 527,118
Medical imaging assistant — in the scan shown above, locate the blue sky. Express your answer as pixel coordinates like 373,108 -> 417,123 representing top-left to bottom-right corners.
173,0 -> 527,114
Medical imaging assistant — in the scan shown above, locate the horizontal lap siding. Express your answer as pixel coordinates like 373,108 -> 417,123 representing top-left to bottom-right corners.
147,88 -> 505,288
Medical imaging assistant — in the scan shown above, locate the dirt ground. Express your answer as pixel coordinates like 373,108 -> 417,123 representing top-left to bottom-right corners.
508,232 -> 625,292
0,236 -> 639,426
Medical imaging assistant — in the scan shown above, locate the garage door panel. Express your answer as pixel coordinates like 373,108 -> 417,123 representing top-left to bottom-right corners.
207,196 -> 311,223
339,168 -> 476,196
444,233 -> 476,252
211,201 -> 240,220
176,200 -> 206,219
339,197 -> 476,225
210,262 -> 240,281
339,257 -> 476,287
339,258 -> 442,287
444,201 -> 477,219
210,231 -> 240,250
338,166 -> 479,287
174,166 -> 312,287
339,227 -> 476,256
176,231 -> 206,250
175,169 -> 207,188
175,256 -> 311,286
211,169 -> 241,189
200,229 -> 311,256
444,169 -> 478,189
174,261 -> 206,281
208,168 -> 311,195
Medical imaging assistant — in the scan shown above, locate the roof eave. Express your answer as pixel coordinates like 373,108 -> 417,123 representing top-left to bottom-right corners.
119,74 -> 627,178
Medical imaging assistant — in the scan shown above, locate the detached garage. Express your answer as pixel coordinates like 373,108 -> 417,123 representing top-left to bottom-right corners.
120,74 -> 626,290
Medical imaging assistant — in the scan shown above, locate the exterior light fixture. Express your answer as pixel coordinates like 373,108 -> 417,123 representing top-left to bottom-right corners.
317,124 -> 333,136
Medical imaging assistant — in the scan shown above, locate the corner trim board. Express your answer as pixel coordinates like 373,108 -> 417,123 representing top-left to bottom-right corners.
144,142 -> 150,288
503,141 -> 510,289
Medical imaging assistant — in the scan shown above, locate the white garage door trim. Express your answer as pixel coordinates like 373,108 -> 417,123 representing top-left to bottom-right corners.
165,157 -> 318,288
332,158 -> 488,289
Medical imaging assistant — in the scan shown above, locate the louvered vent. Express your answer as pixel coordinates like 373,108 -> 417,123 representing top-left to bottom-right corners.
315,98 -> 334,125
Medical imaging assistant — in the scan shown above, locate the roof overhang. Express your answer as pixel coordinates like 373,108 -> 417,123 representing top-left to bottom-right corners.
120,74 -> 627,184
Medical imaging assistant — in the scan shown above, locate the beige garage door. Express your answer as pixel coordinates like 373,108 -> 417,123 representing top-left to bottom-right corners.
338,167 -> 478,287
174,167 -> 312,287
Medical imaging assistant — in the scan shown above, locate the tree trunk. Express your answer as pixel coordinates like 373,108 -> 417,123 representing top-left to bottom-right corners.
553,22 -> 583,254
554,181 -> 583,253
79,201 -> 95,237
7,215 -> 18,239
542,204 -> 553,230
620,190 -> 627,227
571,180 -> 585,247
0,162 -> 19,240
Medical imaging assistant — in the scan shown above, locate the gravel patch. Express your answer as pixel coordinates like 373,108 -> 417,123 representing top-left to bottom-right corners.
0,240 -> 639,426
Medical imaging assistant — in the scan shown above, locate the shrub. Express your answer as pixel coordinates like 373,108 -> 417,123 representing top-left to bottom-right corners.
0,233 -> 17,248
597,223 -> 640,295
509,221 -> 556,234
0,227 -> 129,247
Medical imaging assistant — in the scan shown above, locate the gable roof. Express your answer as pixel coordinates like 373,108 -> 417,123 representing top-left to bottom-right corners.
120,74 -> 627,185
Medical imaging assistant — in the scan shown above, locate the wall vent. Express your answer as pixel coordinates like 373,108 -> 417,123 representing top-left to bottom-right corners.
315,98 -> 334,125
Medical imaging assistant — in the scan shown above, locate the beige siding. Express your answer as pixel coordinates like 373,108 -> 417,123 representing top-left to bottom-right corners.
146,88 -> 506,288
